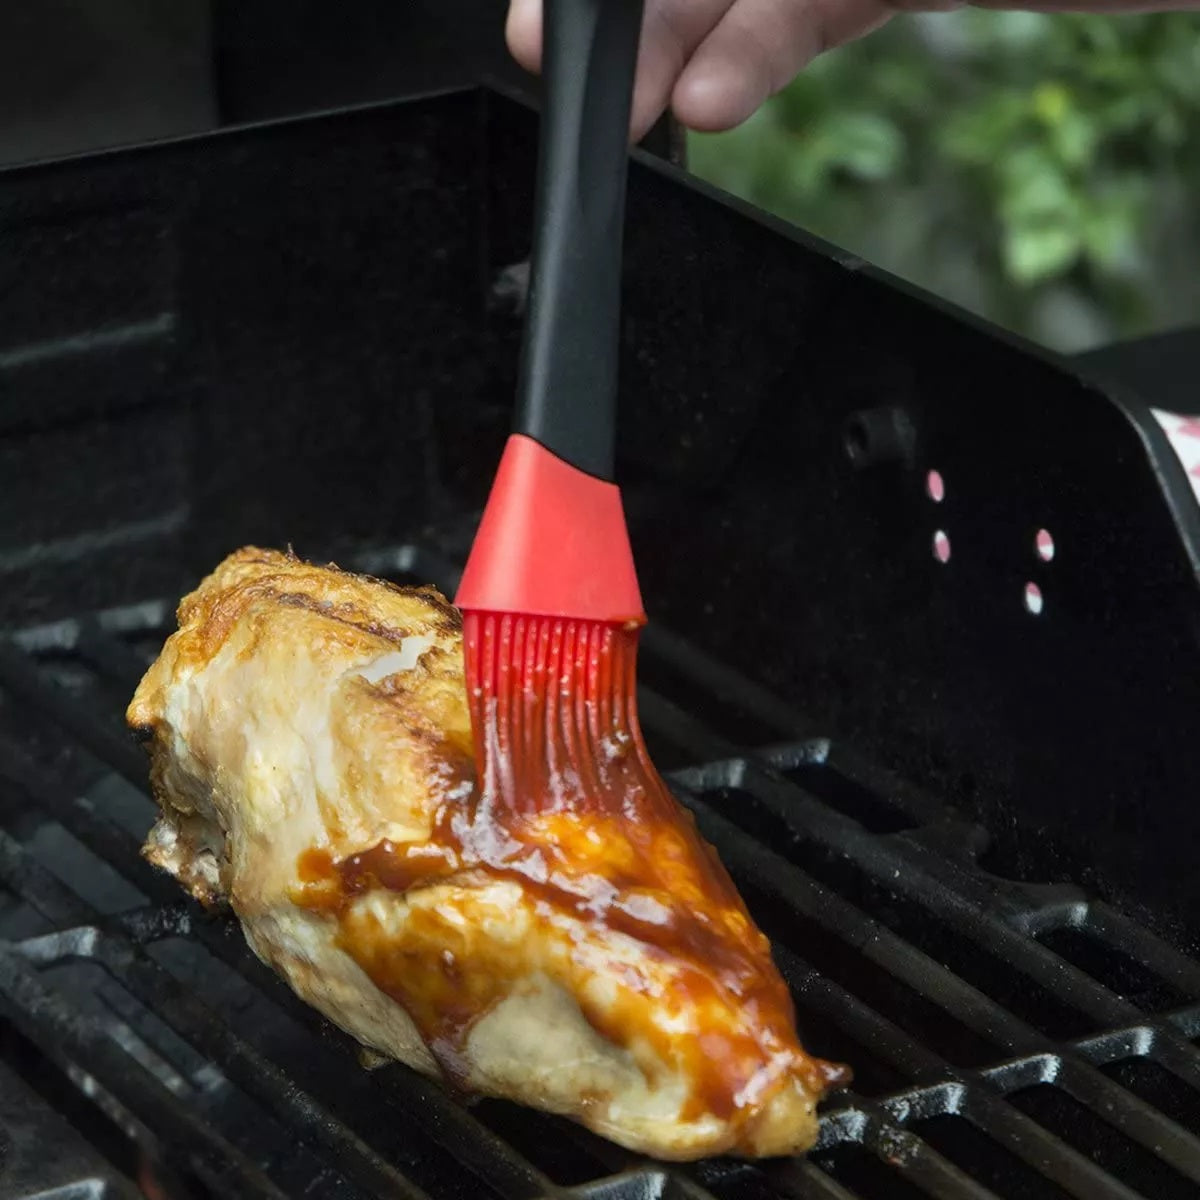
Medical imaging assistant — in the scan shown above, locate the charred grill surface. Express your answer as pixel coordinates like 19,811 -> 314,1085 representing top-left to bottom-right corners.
0,544 -> 1198,1200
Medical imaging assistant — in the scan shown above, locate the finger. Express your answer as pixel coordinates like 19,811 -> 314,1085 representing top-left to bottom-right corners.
629,0 -> 735,141
506,0 -> 542,74
506,0 -> 739,142
672,0 -> 893,131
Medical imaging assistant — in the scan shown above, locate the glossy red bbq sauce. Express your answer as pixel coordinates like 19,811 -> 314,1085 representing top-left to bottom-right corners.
293,616 -> 850,1121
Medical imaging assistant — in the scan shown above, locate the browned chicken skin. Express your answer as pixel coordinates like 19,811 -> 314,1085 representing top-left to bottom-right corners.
126,547 -> 846,1160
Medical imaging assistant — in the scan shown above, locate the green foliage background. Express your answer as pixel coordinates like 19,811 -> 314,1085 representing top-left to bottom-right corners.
687,11 -> 1200,352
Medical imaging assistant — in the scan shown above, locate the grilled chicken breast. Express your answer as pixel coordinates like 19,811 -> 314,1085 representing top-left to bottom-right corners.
126,547 -> 846,1160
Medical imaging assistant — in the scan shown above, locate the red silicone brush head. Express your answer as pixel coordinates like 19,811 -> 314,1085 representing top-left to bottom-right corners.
455,436 -> 645,625
463,611 -> 647,816
456,434 -> 653,815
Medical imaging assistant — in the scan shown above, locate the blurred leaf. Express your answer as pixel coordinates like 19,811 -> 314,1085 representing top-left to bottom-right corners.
1080,181 -> 1147,274
1005,222 -> 1082,284
938,91 -> 1028,164
816,113 -> 905,182
687,10 -> 1200,351
998,149 -> 1076,223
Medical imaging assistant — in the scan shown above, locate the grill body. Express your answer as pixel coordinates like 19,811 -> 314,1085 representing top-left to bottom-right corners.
0,87 -> 1199,1199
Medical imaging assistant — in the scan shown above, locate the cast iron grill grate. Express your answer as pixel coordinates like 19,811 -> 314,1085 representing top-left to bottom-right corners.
1,544 -> 1199,1200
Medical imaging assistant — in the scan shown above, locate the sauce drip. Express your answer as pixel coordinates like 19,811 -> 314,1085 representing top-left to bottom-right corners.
292,615 -> 850,1130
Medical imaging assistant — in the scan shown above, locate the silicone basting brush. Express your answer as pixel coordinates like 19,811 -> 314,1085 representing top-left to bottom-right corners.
455,0 -> 658,812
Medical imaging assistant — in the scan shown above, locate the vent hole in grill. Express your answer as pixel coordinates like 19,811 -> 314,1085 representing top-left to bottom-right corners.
1024,582 -> 1044,615
780,763 -> 919,834
1037,927 -> 1193,1012
913,1113 -> 1074,1200
1036,529 -> 1055,561
810,1142 -> 928,1200
932,531 -> 951,564
1100,1058 -> 1200,1133
1009,1084 -> 1199,1200
926,470 -> 945,503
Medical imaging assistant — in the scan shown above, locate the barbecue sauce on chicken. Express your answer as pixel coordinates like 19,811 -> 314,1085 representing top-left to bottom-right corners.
292,621 -> 849,1130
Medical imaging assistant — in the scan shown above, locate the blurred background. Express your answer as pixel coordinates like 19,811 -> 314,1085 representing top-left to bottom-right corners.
1,5 -> 1198,358
688,11 -> 1200,354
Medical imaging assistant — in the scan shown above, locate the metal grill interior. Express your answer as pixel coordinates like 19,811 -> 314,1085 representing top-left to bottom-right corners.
3,543 -> 1200,1200
2,87 -> 1200,1200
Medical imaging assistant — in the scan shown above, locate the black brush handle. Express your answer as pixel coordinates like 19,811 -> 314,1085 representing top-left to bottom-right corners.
513,0 -> 645,483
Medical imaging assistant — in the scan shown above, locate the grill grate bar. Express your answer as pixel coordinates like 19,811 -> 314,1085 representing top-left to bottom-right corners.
0,639 -> 149,784
0,827 -> 439,1200
638,622 -> 820,741
773,943 -> 949,1081
1083,905 -> 1200,999
754,759 -> 1200,1094
0,632 -> 714,1197
684,781 -> 1059,1053
1,736 -> 179,904
567,1170 -> 721,1199
0,703 -> 700,1198
76,616 -> 160,684
3,574 -> 1199,1199
885,835 -> 1188,1032
760,1159 -> 871,1200
866,1136 -> 1002,1200
11,599 -> 170,657
956,1088 -> 1149,1200
679,792 -> 1200,1195
0,941 -> 294,1200
0,825 -> 94,930
1167,1006 -> 1200,1038
816,1104 -> 1013,1200
775,947 -> 1152,1198
762,743 -> 956,833
692,757 -> 1200,1084
0,747 -> 565,1200
1053,1057 -> 1200,1184
738,761 -> 1161,1021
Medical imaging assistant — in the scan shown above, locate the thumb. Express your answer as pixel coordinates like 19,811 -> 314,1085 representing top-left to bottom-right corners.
506,0 -> 544,74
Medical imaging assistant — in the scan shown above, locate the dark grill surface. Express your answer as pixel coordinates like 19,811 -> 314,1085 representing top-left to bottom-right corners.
1,543 -> 1199,1200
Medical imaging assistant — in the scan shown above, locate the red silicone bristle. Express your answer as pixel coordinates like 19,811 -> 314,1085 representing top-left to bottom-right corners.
462,611 -> 664,819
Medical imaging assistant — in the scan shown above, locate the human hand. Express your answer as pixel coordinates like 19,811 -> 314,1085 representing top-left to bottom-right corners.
506,0 -> 1198,140
504,0 -> 903,140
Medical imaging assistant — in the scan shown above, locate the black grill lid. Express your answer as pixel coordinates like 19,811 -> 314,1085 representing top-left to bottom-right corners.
1,86 -> 1199,1199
